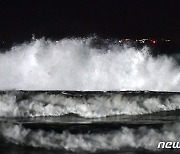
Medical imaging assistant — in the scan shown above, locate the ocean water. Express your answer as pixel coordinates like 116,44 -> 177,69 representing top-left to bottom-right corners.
0,38 -> 180,153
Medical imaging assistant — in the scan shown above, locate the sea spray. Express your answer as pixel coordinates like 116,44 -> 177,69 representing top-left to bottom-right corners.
0,38 -> 180,91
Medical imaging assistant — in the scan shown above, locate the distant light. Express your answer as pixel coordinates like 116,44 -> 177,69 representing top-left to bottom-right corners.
151,40 -> 157,44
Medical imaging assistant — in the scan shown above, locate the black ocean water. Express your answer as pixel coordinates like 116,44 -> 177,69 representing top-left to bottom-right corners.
0,38 -> 180,153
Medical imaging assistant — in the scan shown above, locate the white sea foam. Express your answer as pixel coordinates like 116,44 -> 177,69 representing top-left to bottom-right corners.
0,38 -> 180,91
1,122 -> 180,151
0,92 -> 180,118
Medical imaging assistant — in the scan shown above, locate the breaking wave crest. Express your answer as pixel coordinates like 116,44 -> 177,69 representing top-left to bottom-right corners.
0,91 -> 180,118
1,122 -> 180,151
0,38 -> 180,91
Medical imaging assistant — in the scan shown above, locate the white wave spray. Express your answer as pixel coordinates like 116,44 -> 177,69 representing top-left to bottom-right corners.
0,92 -> 180,118
1,122 -> 180,151
0,38 -> 180,91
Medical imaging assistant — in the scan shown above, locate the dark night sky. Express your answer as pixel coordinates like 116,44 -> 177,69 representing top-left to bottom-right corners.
0,0 -> 180,46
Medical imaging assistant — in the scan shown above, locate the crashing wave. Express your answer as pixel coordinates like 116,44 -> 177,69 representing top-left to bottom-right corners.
1,122 -> 180,151
0,38 -> 180,91
0,91 -> 180,118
